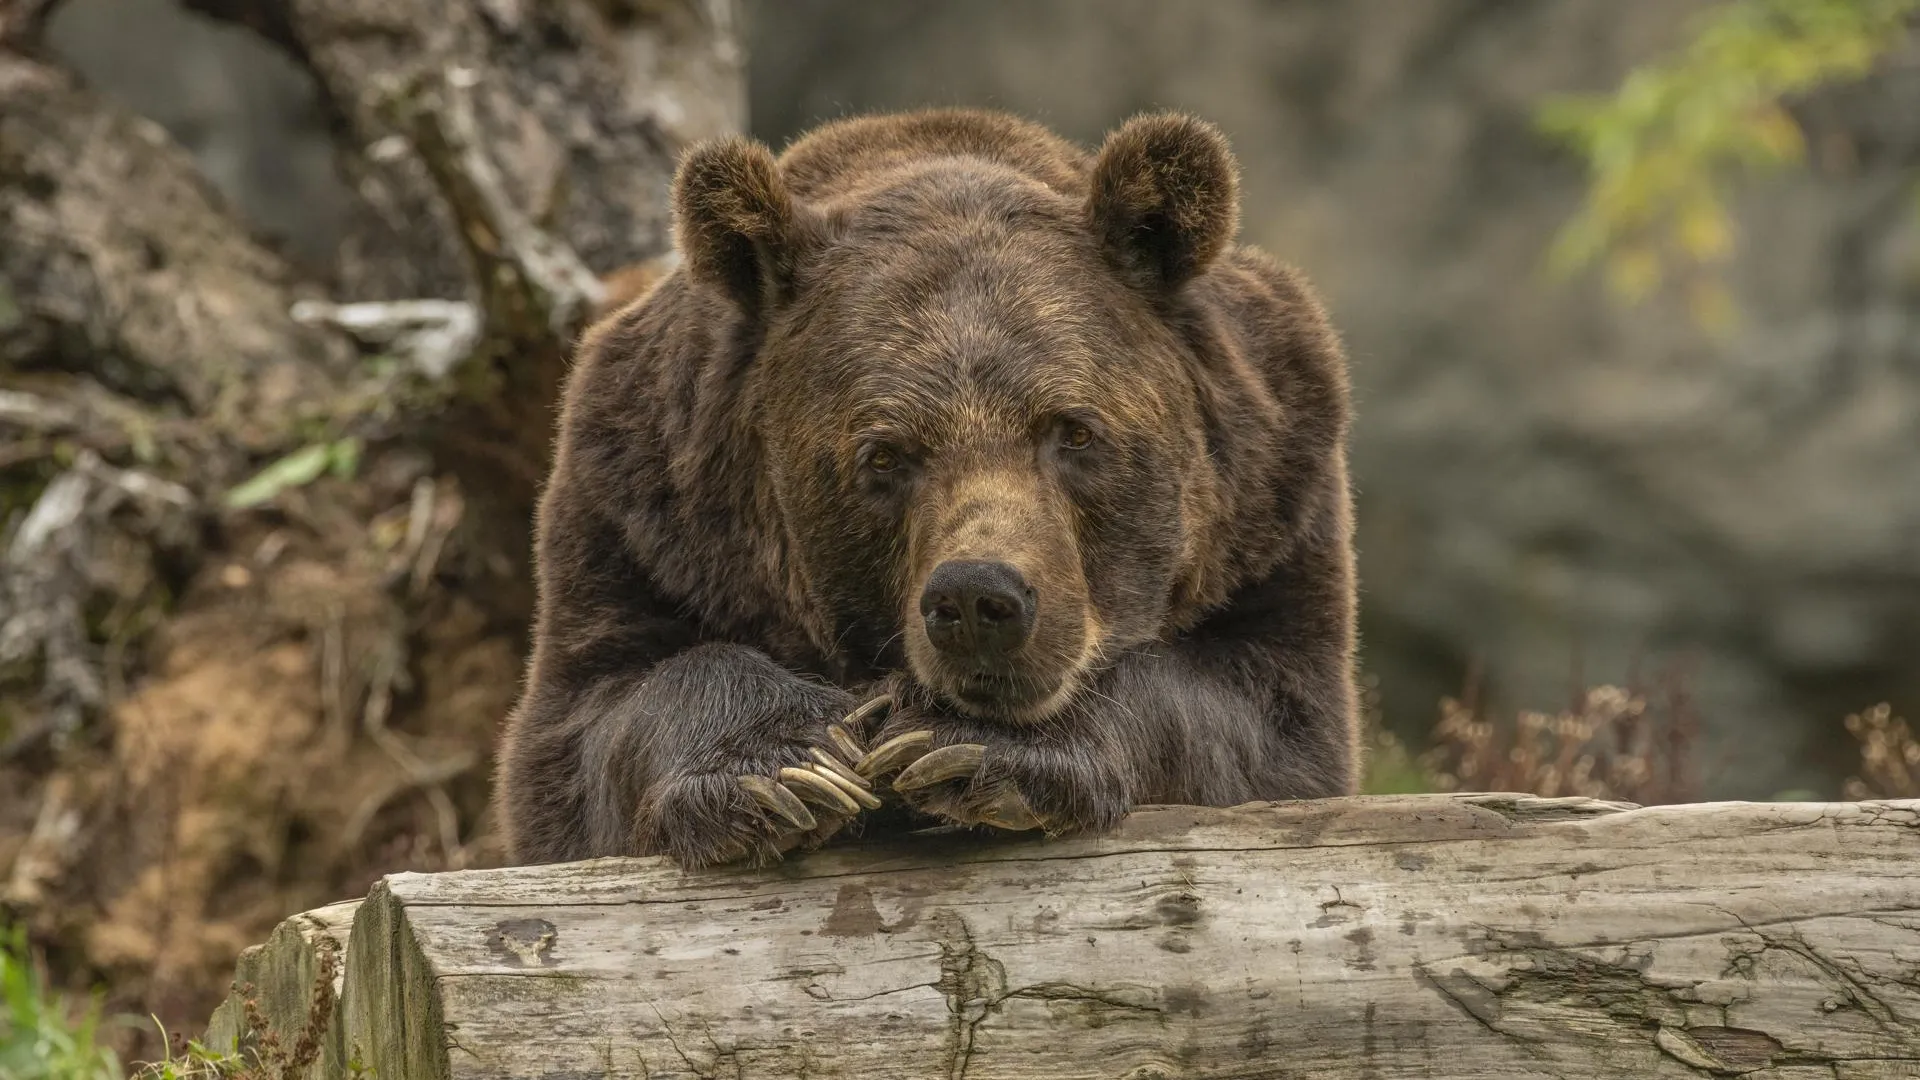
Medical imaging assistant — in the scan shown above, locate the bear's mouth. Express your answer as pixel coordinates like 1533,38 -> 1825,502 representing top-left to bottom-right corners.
946,670 -> 1072,720
954,672 -> 1036,705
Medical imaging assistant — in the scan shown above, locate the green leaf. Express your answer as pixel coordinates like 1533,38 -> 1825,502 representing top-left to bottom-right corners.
0,923 -> 122,1079
223,442 -> 335,510
1534,0 -> 1920,328
328,437 -> 364,480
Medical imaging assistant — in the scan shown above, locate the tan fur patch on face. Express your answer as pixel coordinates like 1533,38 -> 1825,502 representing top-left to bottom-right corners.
936,468 -> 1041,563
897,452 -> 1104,721
961,601 -> 1107,724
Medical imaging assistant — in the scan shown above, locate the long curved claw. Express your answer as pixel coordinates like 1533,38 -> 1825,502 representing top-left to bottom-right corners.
975,787 -> 1043,831
892,743 -> 986,792
779,766 -> 862,816
739,774 -> 816,832
810,763 -> 882,810
841,694 -> 893,736
809,747 -> 871,787
856,729 -> 934,780
825,723 -> 867,765
808,755 -> 883,809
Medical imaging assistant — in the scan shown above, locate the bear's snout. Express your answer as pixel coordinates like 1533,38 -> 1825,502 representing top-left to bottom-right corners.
900,468 -> 1095,721
920,559 -> 1036,659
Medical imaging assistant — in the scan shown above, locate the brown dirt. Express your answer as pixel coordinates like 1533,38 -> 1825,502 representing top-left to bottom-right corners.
2,452 -> 525,1063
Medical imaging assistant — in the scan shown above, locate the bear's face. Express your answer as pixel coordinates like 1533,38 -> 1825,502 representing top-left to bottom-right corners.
758,172 -> 1209,719
674,114 -> 1241,722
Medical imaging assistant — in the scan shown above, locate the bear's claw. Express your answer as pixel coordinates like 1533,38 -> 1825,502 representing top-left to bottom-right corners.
841,693 -> 893,734
855,729 -> 935,778
825,723 -> 868,765
976,787 -> 1043,831
808,751 -> 883,807
735,726 -> 875,849
891,742 -> 985,790
879,738 -> 1045,833
742,711 -> 1050,846
780,766 -> 862,816
738,774 -> 817,832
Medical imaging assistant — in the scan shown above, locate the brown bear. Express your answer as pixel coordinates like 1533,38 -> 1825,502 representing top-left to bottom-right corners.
495,107 -> 1359,869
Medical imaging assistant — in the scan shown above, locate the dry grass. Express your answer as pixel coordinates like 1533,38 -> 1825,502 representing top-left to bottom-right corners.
1412,666 -> 1701,805
129,939 -> 361,1080
1371,663 -> 1916,807
1842,702 -> 1920,800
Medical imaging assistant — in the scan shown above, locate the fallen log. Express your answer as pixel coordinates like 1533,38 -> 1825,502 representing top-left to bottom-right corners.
206,793 -> 1920,1079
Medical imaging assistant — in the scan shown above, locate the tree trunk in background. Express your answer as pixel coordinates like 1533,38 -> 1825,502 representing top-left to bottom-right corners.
0,0 -> 740,1055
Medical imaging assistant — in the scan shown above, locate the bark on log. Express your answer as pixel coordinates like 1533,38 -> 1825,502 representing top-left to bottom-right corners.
205,898 -> 362,1080
208,793 -> 1920,1079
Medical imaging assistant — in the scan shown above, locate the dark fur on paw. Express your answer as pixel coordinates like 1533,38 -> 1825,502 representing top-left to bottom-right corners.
637,703 -> 881,869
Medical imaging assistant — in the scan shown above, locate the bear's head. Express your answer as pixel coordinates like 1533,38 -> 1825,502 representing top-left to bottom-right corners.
672,113 -> 1246,723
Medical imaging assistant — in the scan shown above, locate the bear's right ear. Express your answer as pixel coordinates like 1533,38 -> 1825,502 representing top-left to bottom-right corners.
672,136 -> 813,314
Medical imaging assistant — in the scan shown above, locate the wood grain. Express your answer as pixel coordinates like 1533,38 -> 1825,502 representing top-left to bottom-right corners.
205,899 -> 361,1080
211,794 -> 1920,1078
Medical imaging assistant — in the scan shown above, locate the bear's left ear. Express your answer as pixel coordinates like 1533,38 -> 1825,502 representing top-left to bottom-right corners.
673,135 -> 817,315
1086,113 -> 1240,293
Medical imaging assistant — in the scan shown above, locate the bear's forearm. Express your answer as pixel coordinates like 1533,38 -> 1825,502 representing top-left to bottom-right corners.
1095,636 -> 1356,806
499,643 -> 858,864
1123,503 -> 1361,804
497,669 -> 656,864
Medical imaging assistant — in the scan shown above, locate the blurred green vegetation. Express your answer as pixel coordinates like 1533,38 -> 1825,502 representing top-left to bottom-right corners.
1539,0 -> 1919,330
0,926 -> 249,1080
222,437 -> 362,511
0,926 -> 119,1080
1360,733 -> 1434,796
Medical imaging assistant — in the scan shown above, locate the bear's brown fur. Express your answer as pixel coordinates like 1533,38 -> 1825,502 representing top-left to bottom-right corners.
495,108 -> 1359,868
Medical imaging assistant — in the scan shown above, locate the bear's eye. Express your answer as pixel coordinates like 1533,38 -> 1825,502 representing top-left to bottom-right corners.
1061,425 -> 1095,451
866,446 -> 900,473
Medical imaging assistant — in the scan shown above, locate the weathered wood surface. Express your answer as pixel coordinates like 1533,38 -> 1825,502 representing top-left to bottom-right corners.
211,794 -> 1920,1079
204,898 -> 361,1080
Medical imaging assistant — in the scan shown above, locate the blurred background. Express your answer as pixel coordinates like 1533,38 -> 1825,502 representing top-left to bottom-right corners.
3,0 -> 1918,1073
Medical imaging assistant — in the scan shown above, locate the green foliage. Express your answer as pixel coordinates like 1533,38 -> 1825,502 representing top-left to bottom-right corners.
0,928 -> 256,1080
222,438 -> 363,511
1538,0 -> 1918,329
125,1023 -> 243,1080
0,926 -> 120,1080
1360,732 -> 1434,795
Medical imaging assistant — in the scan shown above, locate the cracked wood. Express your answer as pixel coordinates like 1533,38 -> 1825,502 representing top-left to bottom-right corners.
212,793 -> 1920,1078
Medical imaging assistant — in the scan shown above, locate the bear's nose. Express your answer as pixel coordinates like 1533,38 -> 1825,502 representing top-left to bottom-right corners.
920,559 -> 1036,658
